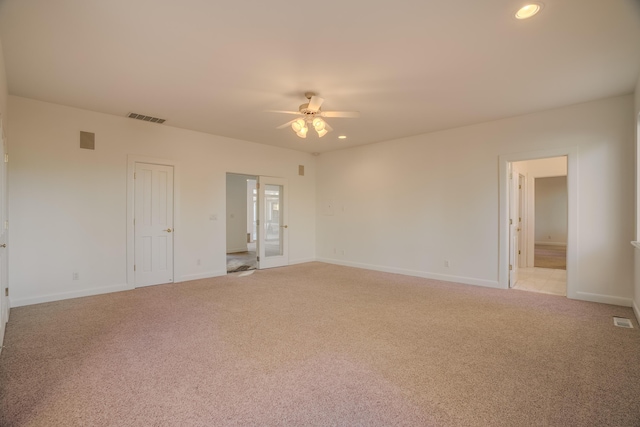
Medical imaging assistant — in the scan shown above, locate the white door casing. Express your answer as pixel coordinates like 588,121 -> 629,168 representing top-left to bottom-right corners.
134,163 -> 174,287
499,148 -> 577,298
257,176 -> 289,269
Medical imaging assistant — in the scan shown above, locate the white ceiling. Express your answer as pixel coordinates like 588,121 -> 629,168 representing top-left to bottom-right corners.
0,0 -> 639,153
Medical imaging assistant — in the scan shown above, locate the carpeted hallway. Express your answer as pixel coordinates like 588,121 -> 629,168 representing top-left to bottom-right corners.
1,262 -> 639,426
534,244 -> 567,270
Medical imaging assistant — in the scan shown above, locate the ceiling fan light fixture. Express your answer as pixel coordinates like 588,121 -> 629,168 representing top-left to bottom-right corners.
313,117 -> 325,131
296,125 -> 308,138
515,3 -> 542,19
291,118 -> 306,132
273,92 -> 360,141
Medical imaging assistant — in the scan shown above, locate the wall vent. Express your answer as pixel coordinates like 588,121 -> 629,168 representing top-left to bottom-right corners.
127,113 -> 166,124
80,131 -> 95,150
613,317 -> 633,328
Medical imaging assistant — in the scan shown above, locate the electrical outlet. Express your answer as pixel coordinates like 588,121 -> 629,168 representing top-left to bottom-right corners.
444,260 -> 450,268
197,259 -> 201,266
341,249 -> 346,256
333,248 -> 337,254
72,272 -> 79,280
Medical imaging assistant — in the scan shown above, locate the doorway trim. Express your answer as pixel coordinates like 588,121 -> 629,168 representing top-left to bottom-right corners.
126,155 -> 181,288
499,147 -> 577,299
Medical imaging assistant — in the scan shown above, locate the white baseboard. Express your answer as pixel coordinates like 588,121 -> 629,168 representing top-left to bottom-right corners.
574,291 -> 633,307
10,283 -> 131,308
179,270 -> 227,282
316,258 -> 502,289
226,248 -> 248,254
633,299 -> 640,325
289,258 -> 316,266
534,241 -> 567,247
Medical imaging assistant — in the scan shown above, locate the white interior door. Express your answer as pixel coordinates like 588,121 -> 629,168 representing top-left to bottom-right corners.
257,176 -> 288,269
517,173 -> 526,268
0,120 -> 8,349
509,166 -> 520,287
134,163 -> 174,287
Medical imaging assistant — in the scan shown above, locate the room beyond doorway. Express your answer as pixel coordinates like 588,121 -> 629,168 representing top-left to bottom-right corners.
226,173 -> 258,273
509,157 -> 568,296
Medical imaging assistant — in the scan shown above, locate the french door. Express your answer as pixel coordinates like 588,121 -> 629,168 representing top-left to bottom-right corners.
257,176 -> 289,269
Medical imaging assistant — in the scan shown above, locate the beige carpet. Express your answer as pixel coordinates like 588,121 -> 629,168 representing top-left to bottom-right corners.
534,244 -> 567,269
1,262 -> 639,426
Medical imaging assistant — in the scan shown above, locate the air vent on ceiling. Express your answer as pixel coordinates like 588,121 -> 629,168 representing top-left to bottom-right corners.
613,317 -> 633,328
127,112 -> 166,124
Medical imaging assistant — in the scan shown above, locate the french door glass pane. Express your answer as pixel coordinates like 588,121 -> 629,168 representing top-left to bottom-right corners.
265,184 -> 283,257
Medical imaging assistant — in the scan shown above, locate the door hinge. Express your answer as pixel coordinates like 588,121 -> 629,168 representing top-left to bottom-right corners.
257,256 -> 260,262
134,172 -> 136,179
4,288 -> 7,297
134,265 -> 136,272
518,250 -> 521,255
509,265 -> 513,271
3,153 -> 7,163
519,185 -> 521,189
509,219 -> 513,225
519,217 -> 521,222
256,219 -> 259,226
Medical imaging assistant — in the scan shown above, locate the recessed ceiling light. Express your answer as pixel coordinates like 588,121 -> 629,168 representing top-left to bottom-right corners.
515,3 -> 542,19
338,135 -> 347,139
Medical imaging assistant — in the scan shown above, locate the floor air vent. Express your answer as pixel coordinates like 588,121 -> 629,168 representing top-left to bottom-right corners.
613,317 -> 633,328
127,113 -> 166,124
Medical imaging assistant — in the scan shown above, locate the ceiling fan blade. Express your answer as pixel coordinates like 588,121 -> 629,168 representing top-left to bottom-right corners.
307,96 -> 324,112
266,110 -> 302,115
276,119 -> 297,129
321,111 -> 360,118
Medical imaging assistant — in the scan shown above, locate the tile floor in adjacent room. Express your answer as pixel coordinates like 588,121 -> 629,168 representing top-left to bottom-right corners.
512,267 -> 566,296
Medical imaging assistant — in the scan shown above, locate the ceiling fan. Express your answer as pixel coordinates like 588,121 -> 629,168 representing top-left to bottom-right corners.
268,92 -> 360,138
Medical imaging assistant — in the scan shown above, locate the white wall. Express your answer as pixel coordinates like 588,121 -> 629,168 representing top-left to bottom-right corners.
317,95 -> 635,304
534,176 -> 567,245
8,96 -> 316,306
226,174 -> 251,253
513,157 -> 567,177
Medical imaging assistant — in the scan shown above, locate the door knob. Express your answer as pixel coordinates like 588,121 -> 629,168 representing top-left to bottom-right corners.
0,244 -> 5,248
164,228 -> 173,233
279,225 -> 288,228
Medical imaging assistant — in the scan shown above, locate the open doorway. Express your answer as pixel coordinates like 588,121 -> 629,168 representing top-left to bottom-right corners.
226,173 -> 290,273
226,173 -> 258,273
510,157 -> 567,296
